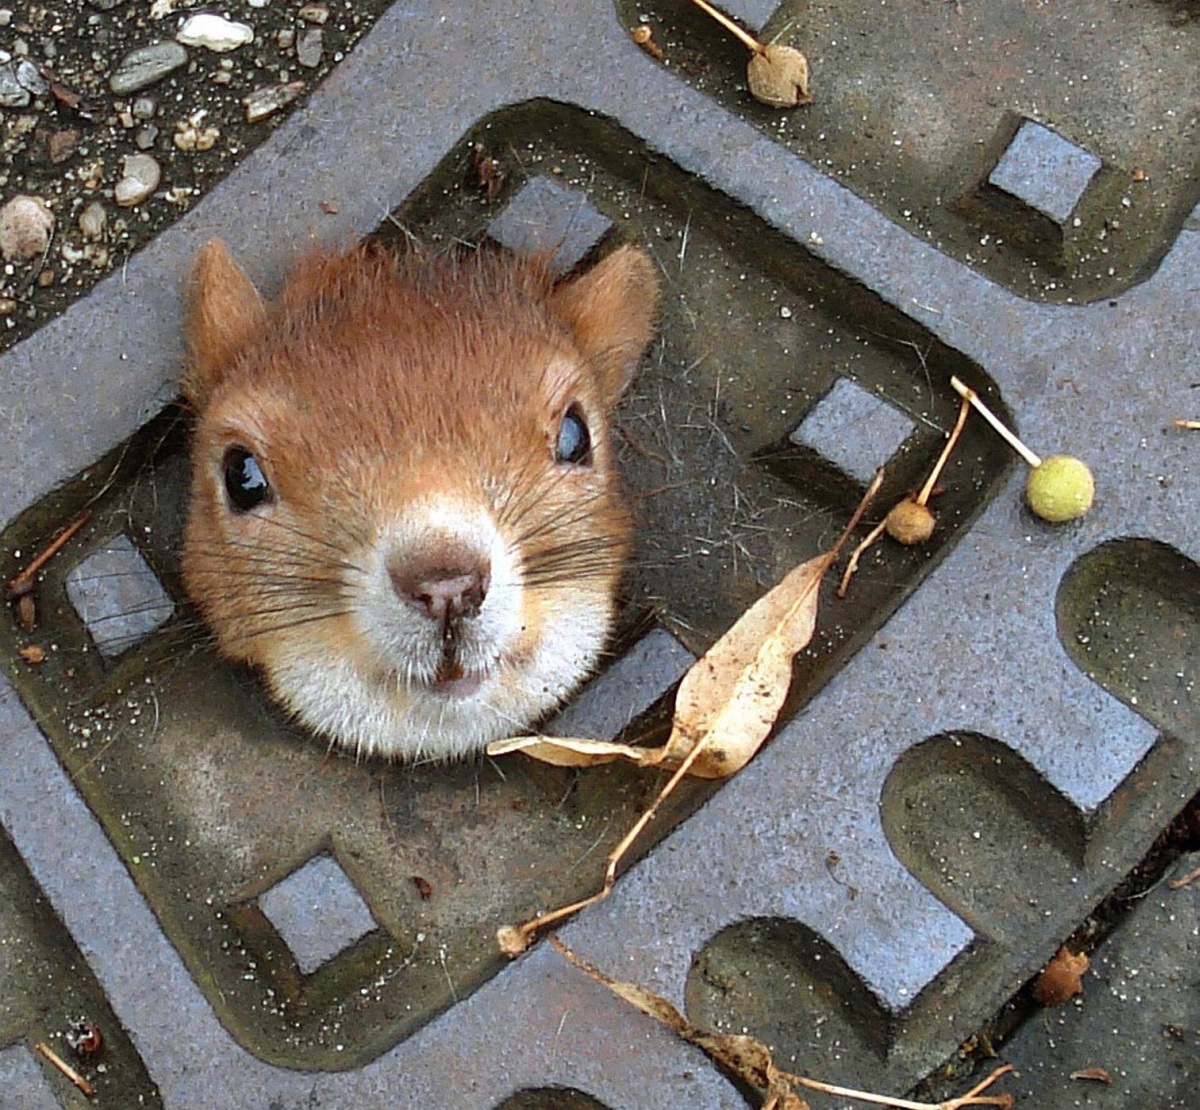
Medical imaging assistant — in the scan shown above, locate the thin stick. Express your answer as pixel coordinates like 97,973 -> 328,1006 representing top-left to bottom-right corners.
687,0 -> 766,54
34,1041 -> 96,1098
837,518 -> 887,598
917,395 -> 971,505
784,1063 -> 1014,1110
501,725 -> 718,954
5,509 -> 92,599
1174,419 -> 1200,430
950,376 -> 1041,468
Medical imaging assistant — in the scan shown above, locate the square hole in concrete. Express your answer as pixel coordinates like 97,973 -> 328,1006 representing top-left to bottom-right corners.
64,534 -> 174,658
257,854 -> 377,976
789,377 -> 915,485
720,0 -> 778,32
487,175 -> 613,274
0,1044 -> 59,1109
987,119 -> 1101,225
549,627 -> 695,739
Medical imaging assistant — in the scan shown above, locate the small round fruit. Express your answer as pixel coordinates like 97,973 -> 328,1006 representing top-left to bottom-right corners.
1025,455 -> 1094,522
885,497 -> 935,545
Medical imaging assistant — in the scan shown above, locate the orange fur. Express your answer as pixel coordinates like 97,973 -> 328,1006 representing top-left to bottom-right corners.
181,238 -> 659,759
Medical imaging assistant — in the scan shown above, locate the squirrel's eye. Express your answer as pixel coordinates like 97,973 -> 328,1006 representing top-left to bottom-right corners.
555,404 -> 592,466
223,446 -> 271,512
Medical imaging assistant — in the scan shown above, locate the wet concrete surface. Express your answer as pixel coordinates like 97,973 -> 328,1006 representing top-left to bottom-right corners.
0,1 -> 1196,1107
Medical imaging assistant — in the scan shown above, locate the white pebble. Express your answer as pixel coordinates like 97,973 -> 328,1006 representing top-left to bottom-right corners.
0,194 -> 54,261
176,13 -> 254,52
114,154 -> 162,207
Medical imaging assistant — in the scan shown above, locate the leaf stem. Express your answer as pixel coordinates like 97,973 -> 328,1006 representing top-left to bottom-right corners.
950,377 -> 1041,468
686,0 -> 766,54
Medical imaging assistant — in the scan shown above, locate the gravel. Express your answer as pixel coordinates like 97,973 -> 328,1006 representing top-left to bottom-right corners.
0,0 -> 392,353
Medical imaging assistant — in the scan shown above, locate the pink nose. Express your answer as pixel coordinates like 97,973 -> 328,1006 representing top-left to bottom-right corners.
389,549 -> 490,623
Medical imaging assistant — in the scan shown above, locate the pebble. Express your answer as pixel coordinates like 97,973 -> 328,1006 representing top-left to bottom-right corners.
132,96 -> 156,120
242,80 -> 304,123
0,194 -> 55,261
114,153 -> 161,207
0,62 -> 30,107
47,129 -> 79,164
16,59 -> 45,94
296,28 -> 323,69
299,4 -> 329,24
109,41 -> 188,95
176,13 -> 254,52
134,124 -> 159,150
79,199 -> 107,240
174,111 -> 220,152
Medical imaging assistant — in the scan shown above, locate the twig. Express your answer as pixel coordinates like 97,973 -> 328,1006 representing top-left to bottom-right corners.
686,0 -> 766,55
1168,863 -> 1200,890
837,518 -> 887,598
500,724 -> 718,954
5,509 -> 91,600
34,1041 -> 95,1098
1174,419 -> 1200,430
917,395 -> 971,505
784,1064 -> 1014,1110
950,377 -> 1041,468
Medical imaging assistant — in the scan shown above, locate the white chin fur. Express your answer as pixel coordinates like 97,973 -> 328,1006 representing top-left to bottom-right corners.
264,497 -> 614,760
267,601 -> 610,761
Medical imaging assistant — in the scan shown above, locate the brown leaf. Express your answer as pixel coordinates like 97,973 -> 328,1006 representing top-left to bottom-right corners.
1033,947 -> 1089,1006
1070,1067 -> 1113,1083
551,936 -> 810,1108
662,548 -> 835,777
18,644 -> 45,665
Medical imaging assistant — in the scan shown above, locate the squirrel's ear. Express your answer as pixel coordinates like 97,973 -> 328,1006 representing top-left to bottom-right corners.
549,245 -> 660,403
182,239 -> 266,407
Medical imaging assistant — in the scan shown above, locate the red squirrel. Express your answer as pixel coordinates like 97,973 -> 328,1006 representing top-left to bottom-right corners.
180,239 -> 659,759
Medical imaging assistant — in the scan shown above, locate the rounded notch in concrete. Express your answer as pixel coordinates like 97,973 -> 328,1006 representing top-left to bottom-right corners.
880,732 -> 1086,944
684,917 -> 893,1070
1056,537 -> 1199,741
495,1089 -> 611,1110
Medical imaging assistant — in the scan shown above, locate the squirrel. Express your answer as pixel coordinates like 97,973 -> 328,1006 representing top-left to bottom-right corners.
179,238 -> 659,760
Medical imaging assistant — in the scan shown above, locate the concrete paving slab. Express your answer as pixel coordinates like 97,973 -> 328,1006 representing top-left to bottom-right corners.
996,852 -> 1199,1107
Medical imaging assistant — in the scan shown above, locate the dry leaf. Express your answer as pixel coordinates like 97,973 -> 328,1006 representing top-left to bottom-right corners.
1070,1067 -> 1113,1084
551,936 -> 1013,1110
662,548 -> 834,777
487,734 -> 664,770
1033,947 -> 1089,1006
748,44 -> 812,108
492,477 -> 882,955
18,644 -> 46,665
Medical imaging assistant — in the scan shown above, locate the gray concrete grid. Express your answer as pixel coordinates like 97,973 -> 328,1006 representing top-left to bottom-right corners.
1,1 -> 1196,1107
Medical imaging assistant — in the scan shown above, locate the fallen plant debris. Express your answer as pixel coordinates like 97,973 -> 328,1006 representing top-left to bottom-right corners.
1032,946 -> 1090,1006
492,473 -> 883,955
5,508 -> 91,609
839,394 -> 970,597
686,0 -> 812,108
34,1040 -> 95,1098
631,24 -> 665,60
1069,1066 -> 1114,1084
550,935 -> 1015,1110
950,377 -> 1094,522
1167,862 -> 1200,890
1174,418 -> 1200,430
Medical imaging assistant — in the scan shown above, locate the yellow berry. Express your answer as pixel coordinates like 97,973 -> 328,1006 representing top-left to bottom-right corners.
1025,455 -> 1094,522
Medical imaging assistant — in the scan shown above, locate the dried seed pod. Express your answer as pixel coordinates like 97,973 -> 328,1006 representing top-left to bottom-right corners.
748,44 -> 812,108
884,496 -> 935,545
